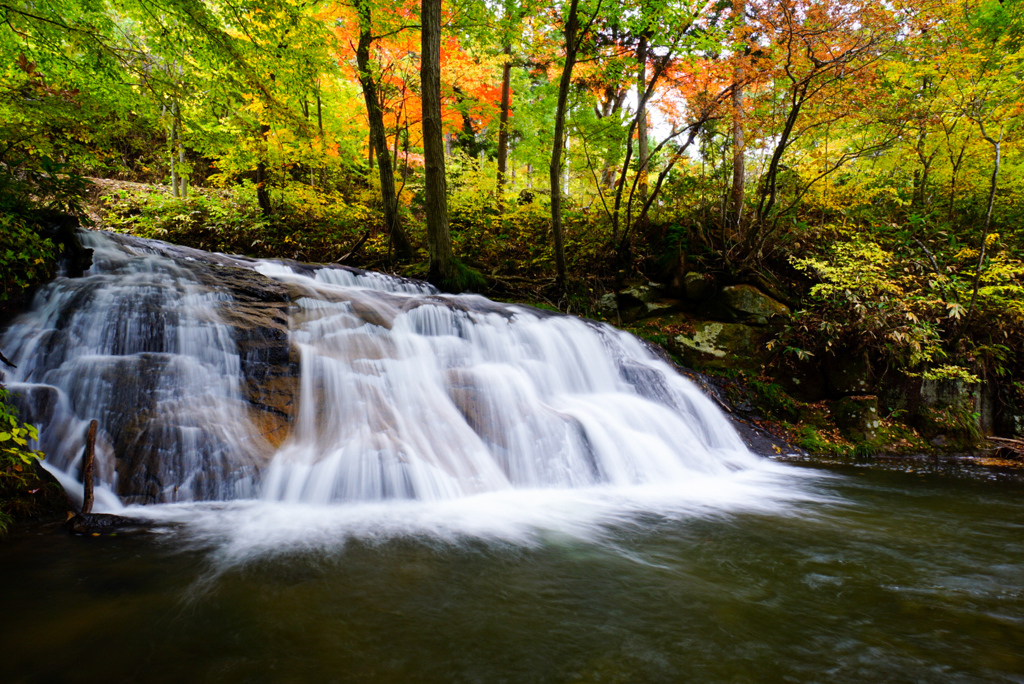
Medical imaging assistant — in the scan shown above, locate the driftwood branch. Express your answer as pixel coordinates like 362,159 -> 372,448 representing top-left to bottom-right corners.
986,436 -> 1024,458
337,231 -> 370,264
81,419 -> 98,514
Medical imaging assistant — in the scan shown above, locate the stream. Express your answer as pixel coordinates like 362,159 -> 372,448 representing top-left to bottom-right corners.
3,466 -> 1023,683
1,231 -> 1022,682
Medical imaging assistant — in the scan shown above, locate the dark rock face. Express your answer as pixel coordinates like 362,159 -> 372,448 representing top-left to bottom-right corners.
6,384 -> 61,426
683,272 -> 716,303
825,352 -> 872,397
1,231 -> 309,504
193,262 -> 300,450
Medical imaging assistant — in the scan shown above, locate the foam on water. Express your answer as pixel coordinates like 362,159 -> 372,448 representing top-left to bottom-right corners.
130,465 -> 831,573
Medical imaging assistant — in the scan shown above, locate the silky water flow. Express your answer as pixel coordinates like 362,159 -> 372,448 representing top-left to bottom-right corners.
0,228 -> 832,572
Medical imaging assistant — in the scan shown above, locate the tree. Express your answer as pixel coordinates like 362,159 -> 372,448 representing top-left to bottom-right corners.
550,0 -> 604,289
421,0 -> 457,287
354,0 -> 414,259
734,0 -> 899,267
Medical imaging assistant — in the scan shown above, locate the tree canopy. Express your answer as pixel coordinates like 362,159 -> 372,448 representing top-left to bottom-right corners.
2,0 -> 1024,384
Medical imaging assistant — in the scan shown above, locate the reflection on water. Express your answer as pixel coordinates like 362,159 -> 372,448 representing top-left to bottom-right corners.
3,466 -> 1023,683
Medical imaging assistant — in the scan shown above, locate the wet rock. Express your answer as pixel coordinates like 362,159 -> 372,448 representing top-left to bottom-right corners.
5,383 -> 61,425
192,260 -> 300,449
446,369 -> 505,448
832,395 -> 880,442
64,512 -> 164,536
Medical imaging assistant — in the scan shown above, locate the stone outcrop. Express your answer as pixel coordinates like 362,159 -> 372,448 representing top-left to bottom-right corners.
707,284 -> 791,326
672,321 -> 772,374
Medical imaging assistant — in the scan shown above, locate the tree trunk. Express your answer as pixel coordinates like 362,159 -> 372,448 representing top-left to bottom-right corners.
550,0 -> 581,290
496,43 -> 512,198
728,75 -> 744,235
421,0 -> 456,287
81,420 -> 98,515
958,123 -> 1003,338
169,104 -> 180,199
174,99 -> 188,198
728,0 -> 745,234
635,33 -> 650,210
256,122 -> 272,216
356,5 -> 413,259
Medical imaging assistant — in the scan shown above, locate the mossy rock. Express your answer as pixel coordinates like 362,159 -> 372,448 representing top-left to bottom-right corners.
683,272 -> 716,303
706,285 -> 790,326
832,395 -> 880,442
672,321 -> 771,373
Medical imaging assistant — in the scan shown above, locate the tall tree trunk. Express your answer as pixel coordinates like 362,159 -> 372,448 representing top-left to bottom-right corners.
316,84 -> 323,136
550,0 -> 582,290
727,0 -> 746,237
169,102 -> 180,199
421,0 -> 456,287
256,121 -> 272,216
958,122 -> 1003,339
178,145 -> 188,199
635,33 -> 650,210
316,81 -> 326,188
728,76 -> 744,235
597,85 -> 627,193
496,43 -> 512,198
356,4 -> 413,259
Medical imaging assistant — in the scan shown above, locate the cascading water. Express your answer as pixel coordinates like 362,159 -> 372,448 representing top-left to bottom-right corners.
0,229 -> 764,510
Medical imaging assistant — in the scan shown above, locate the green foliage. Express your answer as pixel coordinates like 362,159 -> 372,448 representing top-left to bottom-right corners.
747,380 -> 799,421
787,226 -> 1024,384
0,387 -> 46,536
102,183 -> 381,264
922,365 -> 980,384
794,426 -> 847,456
0,214 -> 58,305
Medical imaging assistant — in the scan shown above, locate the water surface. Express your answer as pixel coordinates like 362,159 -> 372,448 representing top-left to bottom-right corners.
4,465 -> 1022,683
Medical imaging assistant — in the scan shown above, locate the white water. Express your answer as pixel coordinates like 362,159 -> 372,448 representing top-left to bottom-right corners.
0,230 -> 813,541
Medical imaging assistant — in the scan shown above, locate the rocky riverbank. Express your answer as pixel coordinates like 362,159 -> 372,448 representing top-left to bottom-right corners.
595,275 -> 1023,469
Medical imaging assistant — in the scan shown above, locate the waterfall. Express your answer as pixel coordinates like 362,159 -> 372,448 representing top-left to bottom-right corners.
0,230 -> 759,508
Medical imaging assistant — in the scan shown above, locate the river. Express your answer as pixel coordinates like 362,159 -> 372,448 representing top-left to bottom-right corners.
3,465 -> 1022,683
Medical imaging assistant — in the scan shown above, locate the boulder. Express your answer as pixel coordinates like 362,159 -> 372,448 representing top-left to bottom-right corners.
598,283 -> 680,323
673,321 -> 771,373
683,272 -> 716,303
64,512 -> 166,536
832,395 -> 880,442
709,284 -> 790,326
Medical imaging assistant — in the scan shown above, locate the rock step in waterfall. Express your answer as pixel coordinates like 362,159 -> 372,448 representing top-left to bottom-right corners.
0,230 -> 758,506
